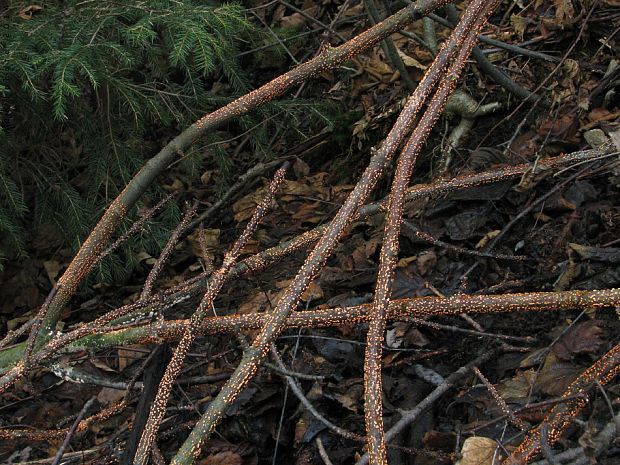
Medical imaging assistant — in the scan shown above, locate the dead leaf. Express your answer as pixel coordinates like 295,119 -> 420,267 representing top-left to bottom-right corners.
97,387 -> 125,405
200,170 -> 214,184
552,320 -> 605,360
405,327 -> 430,347
514,164 -> 552,192
18,5 -> 43,20
510,14 -> 530,40
332,390 -> 360,413
568,243 -> 620,263
416,250 -> 436,276
43,260 -> 62,285
445,209 -> 489,240
135,250 -> 156,266
293,157 -> 310,179
456,436 -> 499,465
535,352 -> 581,396
396,50 -> 427,70
475,230 -> 500,249
162,178 -> 184,192
199,451 -> 243,465
117,346 -> 144,372
386,326 -> 404,349
294,418 -> 308,447
90,358 -> 116,373
497,369 -> 536,400
187,228 -> 220,256
301,281 -> 323,301
237,292 -> 270,315
280,14 -> 304,30
546,0 -> 578,29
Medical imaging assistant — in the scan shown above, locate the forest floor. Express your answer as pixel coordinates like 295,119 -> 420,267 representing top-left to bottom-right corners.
0,1 -> 619,464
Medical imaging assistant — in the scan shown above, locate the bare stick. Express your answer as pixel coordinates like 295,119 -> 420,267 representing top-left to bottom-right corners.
356,349 -> 497,465
6,289 -> 615,363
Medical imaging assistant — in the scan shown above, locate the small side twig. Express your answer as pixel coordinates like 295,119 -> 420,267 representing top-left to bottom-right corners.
473,366 -> 528,432
316,436 -> 335,465
506,344 -> 620,464
365,0 -> 417,91
50,396 -> 97,465
443,4 -> 541,104
140,201 -> 198,301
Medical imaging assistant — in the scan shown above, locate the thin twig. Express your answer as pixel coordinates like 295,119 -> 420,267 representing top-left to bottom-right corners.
473,366 -> 527,431
316,436 -> 335,465
50,396 -> 97,465
356,348 -> 498,465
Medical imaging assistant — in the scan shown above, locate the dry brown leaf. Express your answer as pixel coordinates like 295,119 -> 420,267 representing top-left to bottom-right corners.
232,187 -> 269,222
90,358 -> 116,373
301,281 -> 323,301
552,320 -> 605,360
456,436 -> 499,465
535,352 -> 581,396
117,346 -> 145,372
162,178 -> 183,192
417,250 -> 436,276
199,451 -> 243,465
548,0 -> 577,29
497,369 -> 536,400
200,170 -> 214,184
187,228 -> 220,256
475,230 -> 500,249
294,418 -> 308,447
396,49 -> 427,70
280,178 -> 330,201
237,292 -> 270,315
405,327 -> 430,347
18,5 -> 43,20
510,15 -> 529,40
291,202 -> 325,224
97,387 -> 125,405
514,164 -> 552,192
293,157 -> 310,179
279,13 -> 305,29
